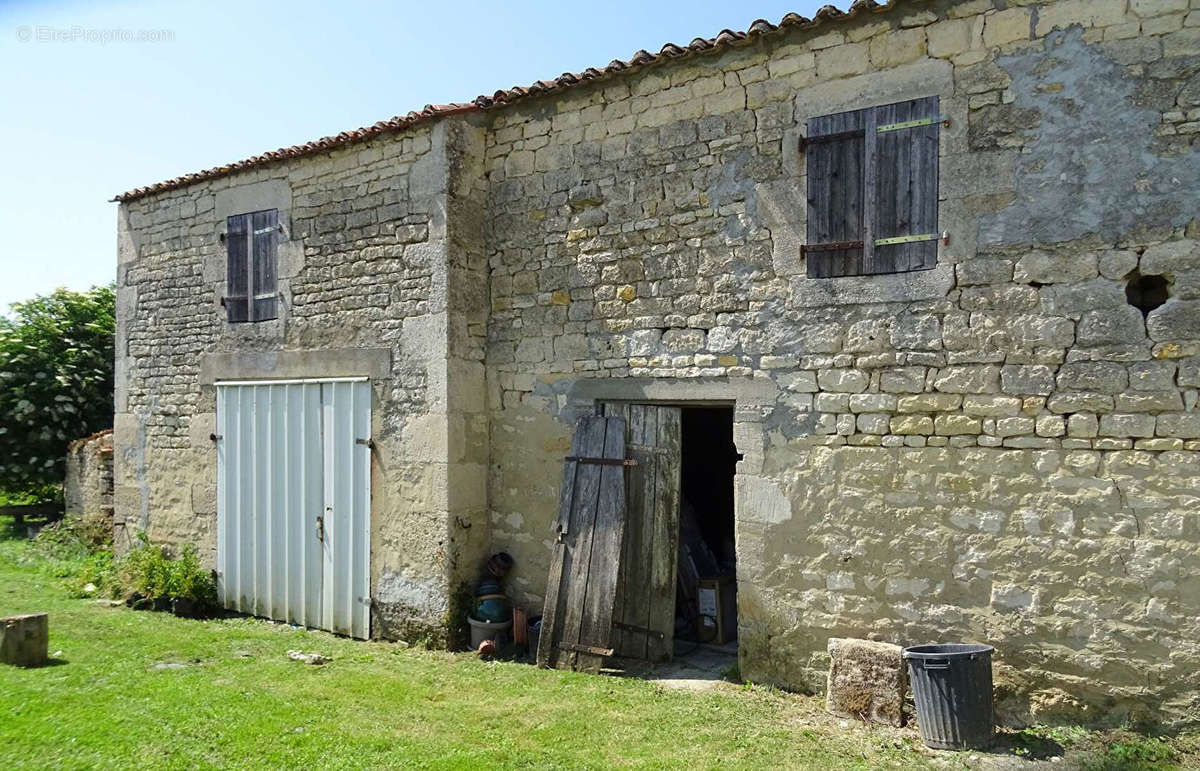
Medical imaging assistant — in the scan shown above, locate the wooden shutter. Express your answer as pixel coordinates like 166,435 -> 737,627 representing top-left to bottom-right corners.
537,415 -> 628,673
805,106 -> 871,278
225,214 -> 250,322
250,209 -> 279,321
873,97 -> 940,273
603,403 -> 681,663
805,96 -> 940,277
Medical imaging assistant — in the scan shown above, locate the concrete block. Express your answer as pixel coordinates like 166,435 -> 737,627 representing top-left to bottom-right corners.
1,613 -> 48,667
826,638 -> 905,727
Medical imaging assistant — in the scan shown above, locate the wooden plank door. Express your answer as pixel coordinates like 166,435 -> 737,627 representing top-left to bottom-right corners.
603,403 -> 682,663
537,415 -> 628,673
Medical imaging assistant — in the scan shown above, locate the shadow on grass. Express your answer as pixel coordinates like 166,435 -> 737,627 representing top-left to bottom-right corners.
8,657 -> 70,669
987,728 -> 1066,760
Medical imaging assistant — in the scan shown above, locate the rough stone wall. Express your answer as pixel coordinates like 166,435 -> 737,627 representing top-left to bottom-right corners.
64,429 -> 114,534
114,0 -> 1200,727
115,121 -> 490,642
440,118 -> 494,633
483,0 -> 1200,726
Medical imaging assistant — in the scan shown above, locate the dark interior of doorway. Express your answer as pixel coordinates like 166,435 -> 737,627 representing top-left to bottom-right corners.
675,407 -> 738,656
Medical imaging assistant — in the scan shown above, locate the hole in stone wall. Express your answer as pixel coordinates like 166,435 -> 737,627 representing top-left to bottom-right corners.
1125,272 -> 1169,317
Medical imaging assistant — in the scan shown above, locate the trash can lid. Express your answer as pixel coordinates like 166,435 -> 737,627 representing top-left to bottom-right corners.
902,643 -> 994,659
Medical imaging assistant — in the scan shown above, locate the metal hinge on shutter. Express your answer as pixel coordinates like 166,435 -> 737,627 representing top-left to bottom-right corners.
798,128 -> 865,150
875,232 -> 950,247
801,240 -> 865,255
876,116 -> 951,133
252,223 -> 288,240
804,232 -> 949,254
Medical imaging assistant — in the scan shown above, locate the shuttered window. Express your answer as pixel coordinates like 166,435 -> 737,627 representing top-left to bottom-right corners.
225,209 -> 279,323
804,96 -> 941,278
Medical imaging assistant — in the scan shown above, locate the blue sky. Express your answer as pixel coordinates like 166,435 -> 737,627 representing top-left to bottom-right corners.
0,0 -> 831,313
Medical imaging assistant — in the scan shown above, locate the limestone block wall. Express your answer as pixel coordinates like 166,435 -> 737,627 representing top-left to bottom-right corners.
483,0 -> 1200,725
64,429 -> 114,534
115,120 -> 490,642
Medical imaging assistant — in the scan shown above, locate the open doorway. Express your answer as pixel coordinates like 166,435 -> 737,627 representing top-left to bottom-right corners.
674,407 -> 739,663
589,401 -> 739,677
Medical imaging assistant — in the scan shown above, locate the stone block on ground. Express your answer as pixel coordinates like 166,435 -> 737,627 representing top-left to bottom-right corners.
0,613 -> 48,667
826,637 -> 905,727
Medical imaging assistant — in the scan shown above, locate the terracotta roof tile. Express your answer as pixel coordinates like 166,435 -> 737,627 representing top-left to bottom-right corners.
115,0 -> 901,202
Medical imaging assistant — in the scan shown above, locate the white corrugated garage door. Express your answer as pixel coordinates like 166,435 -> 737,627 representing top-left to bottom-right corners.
216,378 -> 371,638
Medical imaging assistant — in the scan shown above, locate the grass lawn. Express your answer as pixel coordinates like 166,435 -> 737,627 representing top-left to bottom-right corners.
0,528 -> 1195,770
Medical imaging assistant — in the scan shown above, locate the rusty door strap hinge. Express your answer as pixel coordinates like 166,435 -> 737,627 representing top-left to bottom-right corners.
565,456 -> 638,466
558,642 -> 615,657
801,240 -> 865,254
877,115 -> 951,133
614,621 -> 666,640
798,128 -> 866,149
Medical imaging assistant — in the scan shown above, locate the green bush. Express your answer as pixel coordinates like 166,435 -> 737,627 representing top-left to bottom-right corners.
17,519 -> 215,609
116,535 -> 216,606
165,544 -> 217,606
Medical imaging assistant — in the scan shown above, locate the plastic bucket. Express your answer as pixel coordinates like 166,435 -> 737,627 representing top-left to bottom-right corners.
903,643 -> 995,750
468,616 -> 512,649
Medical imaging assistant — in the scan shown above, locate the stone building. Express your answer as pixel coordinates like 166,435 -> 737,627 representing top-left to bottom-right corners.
114,0 -> 1200,725
64,429 -> 114,537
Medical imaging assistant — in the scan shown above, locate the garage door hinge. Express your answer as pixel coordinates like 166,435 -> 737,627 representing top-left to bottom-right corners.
210,433 -> 222,442
356,437 -> 375,449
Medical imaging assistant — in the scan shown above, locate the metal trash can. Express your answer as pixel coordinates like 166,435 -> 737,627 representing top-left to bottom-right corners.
902,643 -> 995,750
